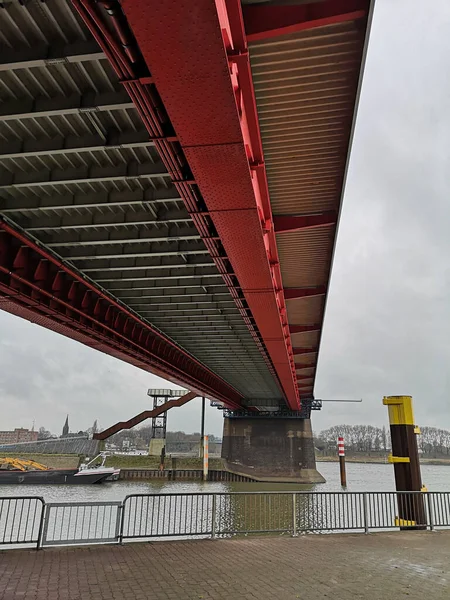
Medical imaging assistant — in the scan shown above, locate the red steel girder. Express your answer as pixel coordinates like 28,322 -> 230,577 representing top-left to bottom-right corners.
0,221 -> 243,409
293,348 -> 317,356
284,287 -> 326,300
296,364 -> 316,371
70,0 -> 287,406
122,0 -> 300,409
273,212 -> 337,234
243,0 -> 368,42
290,324 -> 321,334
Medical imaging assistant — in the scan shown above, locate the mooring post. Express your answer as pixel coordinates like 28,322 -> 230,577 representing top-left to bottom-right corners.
383,395 -> 426,529
159,446 -> 165,472
200,396 -> 205,458
338,436 -> 347,488
203,435 -> 209,481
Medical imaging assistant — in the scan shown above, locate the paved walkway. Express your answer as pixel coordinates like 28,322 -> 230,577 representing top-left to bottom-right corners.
1,532 -> 449,600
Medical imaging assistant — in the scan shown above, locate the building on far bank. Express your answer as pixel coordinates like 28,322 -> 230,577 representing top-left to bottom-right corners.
62,415 -> 69,437
0,428 -> 38,444
60,415 -> 88,439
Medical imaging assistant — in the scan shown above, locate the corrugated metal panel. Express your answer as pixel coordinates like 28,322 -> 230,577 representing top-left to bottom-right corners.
277,228 -> 334,288
290,330 -> 320,348
0,0 -> 89,46
0,58 -> 117,100
0,145 -> 161,176
0,108 -> 143,142
286,296 -> 324,325
296,367 -> 315,375
250,15 -> 368,397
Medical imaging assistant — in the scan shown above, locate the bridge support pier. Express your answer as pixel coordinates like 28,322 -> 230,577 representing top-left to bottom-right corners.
222,413 -> 325,484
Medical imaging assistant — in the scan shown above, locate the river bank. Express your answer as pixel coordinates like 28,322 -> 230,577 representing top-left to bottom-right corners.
317,455 -> 450,465
3,452 -> 450,470
0,453 -> 224,470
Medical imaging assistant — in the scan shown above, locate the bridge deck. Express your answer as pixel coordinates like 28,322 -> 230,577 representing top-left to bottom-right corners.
2,531 -> 449,600
0,0 -> 373,411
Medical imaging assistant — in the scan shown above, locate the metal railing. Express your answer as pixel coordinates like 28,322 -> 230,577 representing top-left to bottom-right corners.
0,496 -> 45,547
41,502 -> 122,547
1,491 -> 449,550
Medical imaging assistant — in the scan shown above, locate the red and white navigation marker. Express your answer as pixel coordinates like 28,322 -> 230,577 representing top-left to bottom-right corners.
338,436 -> 347,487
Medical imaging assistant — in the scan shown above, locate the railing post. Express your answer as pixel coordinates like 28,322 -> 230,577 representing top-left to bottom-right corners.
118,499 -> 126,544
363,493 -> 369,534
36,500 -> 46,551
427,493 -> 435,532
211,495 -> 217,539
39,504 -> 51,549
117,504 -> 124,544
292,493 -> 298,537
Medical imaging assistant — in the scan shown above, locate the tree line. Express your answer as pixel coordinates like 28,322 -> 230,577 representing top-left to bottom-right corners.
315,425 -> 389,454
108,427 -> 219,450
38,424 -> 219,449
419,427 -> 450,456
315,425 -> 450,458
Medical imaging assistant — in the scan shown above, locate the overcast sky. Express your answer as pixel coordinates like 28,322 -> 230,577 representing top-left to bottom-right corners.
1,0 -> 449,437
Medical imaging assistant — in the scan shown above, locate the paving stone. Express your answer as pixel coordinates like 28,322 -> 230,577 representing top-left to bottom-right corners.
0,532 -> 450,599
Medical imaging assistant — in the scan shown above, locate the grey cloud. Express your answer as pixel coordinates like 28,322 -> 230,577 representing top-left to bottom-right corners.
0,312 -> 223,436
314,0 -> 450,432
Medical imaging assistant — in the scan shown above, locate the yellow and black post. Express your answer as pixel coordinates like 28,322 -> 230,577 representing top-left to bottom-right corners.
383,396 -> 426,529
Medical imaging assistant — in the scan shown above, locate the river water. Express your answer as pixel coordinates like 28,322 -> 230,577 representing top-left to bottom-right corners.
1,462 -> 450,502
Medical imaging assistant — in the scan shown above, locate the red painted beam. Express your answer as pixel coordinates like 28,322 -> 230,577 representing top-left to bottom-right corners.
293,348 -> 317,356
285,287 -> 326,300
273,212 -> 337,234
71,0 -> 298,409
296,364 -> 316,371
290,324 -> 321,334
243,0 -> 368,43
0,222 -> 243,409
94,391 -> 197,440
121,0 -> 300,409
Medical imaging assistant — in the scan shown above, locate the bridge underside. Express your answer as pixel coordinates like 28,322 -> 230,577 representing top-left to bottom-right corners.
0,0 -> 373,415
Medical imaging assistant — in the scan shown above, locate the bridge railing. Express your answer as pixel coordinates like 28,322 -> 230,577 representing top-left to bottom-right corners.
0,496 -> 45,548
41,501 -> 122,547
1,491 -> 449,550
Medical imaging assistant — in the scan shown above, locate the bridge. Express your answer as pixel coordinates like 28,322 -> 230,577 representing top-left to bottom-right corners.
0,0 -> 373,482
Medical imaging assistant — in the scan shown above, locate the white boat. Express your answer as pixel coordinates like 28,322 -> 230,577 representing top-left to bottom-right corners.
79,453 -> 120,481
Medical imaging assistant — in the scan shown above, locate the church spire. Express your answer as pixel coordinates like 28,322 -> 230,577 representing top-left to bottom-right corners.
62,415 -> 69,437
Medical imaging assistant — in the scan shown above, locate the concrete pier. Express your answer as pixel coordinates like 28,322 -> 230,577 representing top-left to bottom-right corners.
222,416 -> 325,483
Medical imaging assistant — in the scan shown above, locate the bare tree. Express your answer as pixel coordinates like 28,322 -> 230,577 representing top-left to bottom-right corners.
37,426 -> 53,440
317,424 -> 450,458
316,424 -> 392,455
